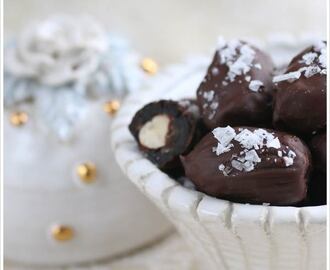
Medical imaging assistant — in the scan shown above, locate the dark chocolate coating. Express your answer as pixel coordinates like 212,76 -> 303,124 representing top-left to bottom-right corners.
273,45 -> 327,136
309,132 -> 326,174
307,172 -> 327,206
197,41 -> 275,129
129,100 -> 200,169
307,132 -> 327,205
181,127 -> 311,205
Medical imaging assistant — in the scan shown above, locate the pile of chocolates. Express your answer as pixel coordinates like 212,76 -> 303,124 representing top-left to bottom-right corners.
129,39 -> 327,206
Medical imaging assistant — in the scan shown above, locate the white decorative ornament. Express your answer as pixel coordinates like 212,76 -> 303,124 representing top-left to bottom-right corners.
4,15 -> 144,140
5,15 -> 108,85
4,15 -> 171,266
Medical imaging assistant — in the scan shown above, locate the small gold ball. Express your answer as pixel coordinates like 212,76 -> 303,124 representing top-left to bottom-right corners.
10,111 -> 28,126
103,100 -> 121,116
140,58 -> 158,75
76,163 -> 97,183
51,225 -> 74,241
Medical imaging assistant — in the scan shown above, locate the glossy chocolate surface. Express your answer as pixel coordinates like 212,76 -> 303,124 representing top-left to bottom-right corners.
308,172 -> 327,206
181,126 -> 311,205
273,42 -> 327,136
197,40 -> 275,129
309,132 -> 326,174
307,132 -> 327,205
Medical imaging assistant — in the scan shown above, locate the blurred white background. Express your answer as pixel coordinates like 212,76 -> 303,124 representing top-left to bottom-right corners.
4,0 -> 327,65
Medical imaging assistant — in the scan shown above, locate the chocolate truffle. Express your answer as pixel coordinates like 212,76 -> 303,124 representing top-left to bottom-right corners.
196,38 -> 275,129
273,41 -> 327,136
129,99 -> 202,169
308,132 -> 326,205
181,126 -> 311,205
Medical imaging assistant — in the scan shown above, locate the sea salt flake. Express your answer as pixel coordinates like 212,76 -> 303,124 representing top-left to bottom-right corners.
237,156 -> 245,162
245,75 -> 251,82
231,160 -> 243,171
235,129 -> 264,150
254,129 -> 274,142
203,90 -> 215,102
244,150 -> 261,163
267,137 -> 281,149
277,151 -> 282,157
273,71 -> 301,83
288,150 -> 296,158
218,39 -> 256,83
300,52 -> 318,65
243,161 -> 255,172
219,164 -> 225,170
304,65 -> 321,78
218,164 -> 229,176
254,63 -> 262,69
212,126 -> 236,155
249,80 -> 263,92
210,101 -> 219,110
213,143 -> 233,155
283,156 -> 294,167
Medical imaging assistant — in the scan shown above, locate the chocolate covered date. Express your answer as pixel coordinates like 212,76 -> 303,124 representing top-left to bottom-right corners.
273,41 -> 327,136
197,39 -> 275,129
129,99 -> 202,169
181,126 -> 311,205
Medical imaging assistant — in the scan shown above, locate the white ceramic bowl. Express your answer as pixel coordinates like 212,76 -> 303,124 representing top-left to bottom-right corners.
111,53 -> 327,270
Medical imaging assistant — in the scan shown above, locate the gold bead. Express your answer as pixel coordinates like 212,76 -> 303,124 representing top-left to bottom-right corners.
103,100 -> 121,116
76,162 -> 97,183
10,111 -> 28,126
51,225 -> 74,241
140,58 -> 158,75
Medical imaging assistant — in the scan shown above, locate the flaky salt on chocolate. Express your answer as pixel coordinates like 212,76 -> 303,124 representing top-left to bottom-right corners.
181,126 -> 311,205
273,41 -> 327,136
196,38 -> 275,129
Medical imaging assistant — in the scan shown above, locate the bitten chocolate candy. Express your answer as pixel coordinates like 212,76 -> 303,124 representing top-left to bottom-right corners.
181,126 -> 311,205
308,132 -> 326,205
273,41 -> 327,136
196,39 -> 275,129
129,99 -> 202,169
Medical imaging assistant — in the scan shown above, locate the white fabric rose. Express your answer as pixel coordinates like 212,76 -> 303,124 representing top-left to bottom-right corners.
4,15 -> 144,141
5,15 -> 108,86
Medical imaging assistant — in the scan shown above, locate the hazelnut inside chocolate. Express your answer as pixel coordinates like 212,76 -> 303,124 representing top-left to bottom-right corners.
138,115 -> 170,149
129,100 -> 201,169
